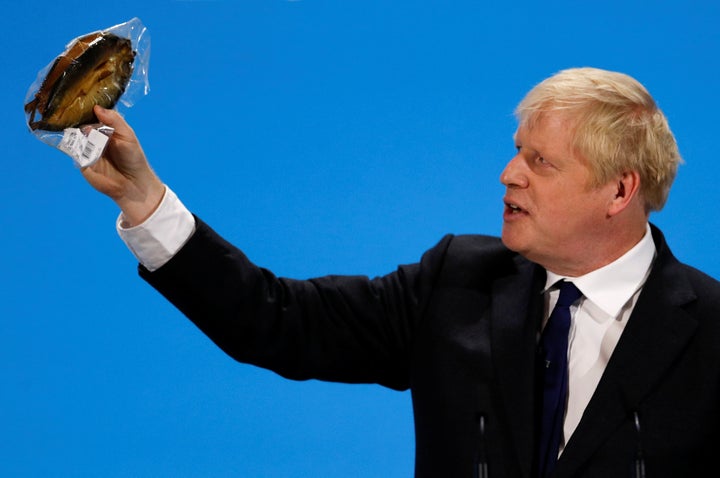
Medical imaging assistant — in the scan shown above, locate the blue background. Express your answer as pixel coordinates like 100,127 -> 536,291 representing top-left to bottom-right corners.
2,1 -> 719,476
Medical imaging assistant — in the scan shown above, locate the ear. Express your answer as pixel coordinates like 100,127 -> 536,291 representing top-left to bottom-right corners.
607,170 -> 641,216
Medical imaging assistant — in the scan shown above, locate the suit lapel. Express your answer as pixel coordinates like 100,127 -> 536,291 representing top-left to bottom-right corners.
490,258 -> 545,478
554,227 -> 699,477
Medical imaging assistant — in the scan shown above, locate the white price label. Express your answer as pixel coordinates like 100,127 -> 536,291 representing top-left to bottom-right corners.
59,127 -> 110,167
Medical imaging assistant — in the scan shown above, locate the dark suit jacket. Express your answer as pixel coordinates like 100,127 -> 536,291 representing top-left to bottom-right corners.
140,218 -> 720,477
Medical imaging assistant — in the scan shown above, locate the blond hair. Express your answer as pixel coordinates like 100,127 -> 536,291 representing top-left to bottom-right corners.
515,67 -> 682,212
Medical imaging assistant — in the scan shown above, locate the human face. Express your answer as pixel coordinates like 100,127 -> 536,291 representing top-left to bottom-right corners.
500,113 -> 618,275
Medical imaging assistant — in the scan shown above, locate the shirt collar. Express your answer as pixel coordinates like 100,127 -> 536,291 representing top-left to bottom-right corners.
544,223 -> 656,318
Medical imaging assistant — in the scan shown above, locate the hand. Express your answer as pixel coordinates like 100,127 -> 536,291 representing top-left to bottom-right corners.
81,105 -> 165,227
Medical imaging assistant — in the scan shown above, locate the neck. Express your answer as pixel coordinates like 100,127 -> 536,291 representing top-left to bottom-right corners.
544,221 -> 649,277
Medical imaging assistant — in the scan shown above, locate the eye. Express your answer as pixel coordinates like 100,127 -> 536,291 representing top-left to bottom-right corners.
535,155 -> 551,167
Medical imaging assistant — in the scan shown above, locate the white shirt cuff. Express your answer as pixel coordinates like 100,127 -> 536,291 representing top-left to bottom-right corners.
116,186 -> 195,272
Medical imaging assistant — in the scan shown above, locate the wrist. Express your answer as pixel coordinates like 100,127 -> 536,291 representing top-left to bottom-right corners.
116,178 -> 166,227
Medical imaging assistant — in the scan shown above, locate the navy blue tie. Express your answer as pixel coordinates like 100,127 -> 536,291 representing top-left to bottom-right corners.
536,280 -> 582,478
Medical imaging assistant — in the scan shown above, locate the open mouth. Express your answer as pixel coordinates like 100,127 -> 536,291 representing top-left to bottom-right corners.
505,202 -> 526,214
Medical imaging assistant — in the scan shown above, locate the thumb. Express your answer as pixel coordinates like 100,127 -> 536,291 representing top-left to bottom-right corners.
94,104 -> 119,125
93,105 -> 136,141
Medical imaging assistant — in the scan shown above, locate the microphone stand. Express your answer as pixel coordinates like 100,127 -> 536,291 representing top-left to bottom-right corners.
475,414 -> 489,478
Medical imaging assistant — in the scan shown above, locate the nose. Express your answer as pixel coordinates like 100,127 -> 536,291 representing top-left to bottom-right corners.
500,153 -> 528,188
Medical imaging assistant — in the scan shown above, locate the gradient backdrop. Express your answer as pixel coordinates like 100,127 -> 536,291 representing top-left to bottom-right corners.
3,1 -> 720,476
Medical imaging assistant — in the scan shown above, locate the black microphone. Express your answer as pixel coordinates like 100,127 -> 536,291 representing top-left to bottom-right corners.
475,414 -> 489,478
632,411 -> 646,478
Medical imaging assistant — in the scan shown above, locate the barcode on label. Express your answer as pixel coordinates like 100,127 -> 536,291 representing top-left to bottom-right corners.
81,139 -> 97,160
59,127 -> 110,167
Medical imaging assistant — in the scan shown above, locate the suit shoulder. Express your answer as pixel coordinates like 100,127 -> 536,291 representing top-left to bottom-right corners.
679,262 -> 720,304
424,233 -> 527,287
444,233 -> 516,262
684,263 -> 720,287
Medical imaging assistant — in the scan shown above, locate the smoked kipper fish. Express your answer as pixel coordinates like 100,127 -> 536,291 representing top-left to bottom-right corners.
25,31 -> 135,132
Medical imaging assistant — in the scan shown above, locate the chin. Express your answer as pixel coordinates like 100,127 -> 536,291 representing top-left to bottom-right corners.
500,231 -> 523,253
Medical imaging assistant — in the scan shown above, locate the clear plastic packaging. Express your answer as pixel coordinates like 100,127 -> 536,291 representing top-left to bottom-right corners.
24,17 -> 150,167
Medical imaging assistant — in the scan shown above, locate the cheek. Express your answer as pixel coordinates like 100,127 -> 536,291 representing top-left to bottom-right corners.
559,193 -> 610,229
536,189 -> 604,228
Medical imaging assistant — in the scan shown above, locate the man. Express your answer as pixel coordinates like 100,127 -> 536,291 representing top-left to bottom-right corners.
82,67 -> 720,477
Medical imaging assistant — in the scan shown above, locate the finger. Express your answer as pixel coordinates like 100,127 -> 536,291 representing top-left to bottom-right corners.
94,105 -> 135,139
94,104 -> 121,126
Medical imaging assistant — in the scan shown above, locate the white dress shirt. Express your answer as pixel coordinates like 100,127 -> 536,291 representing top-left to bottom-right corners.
117,186 -> 195,271
117,186 -> 657,453
543,223 -> 656,451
